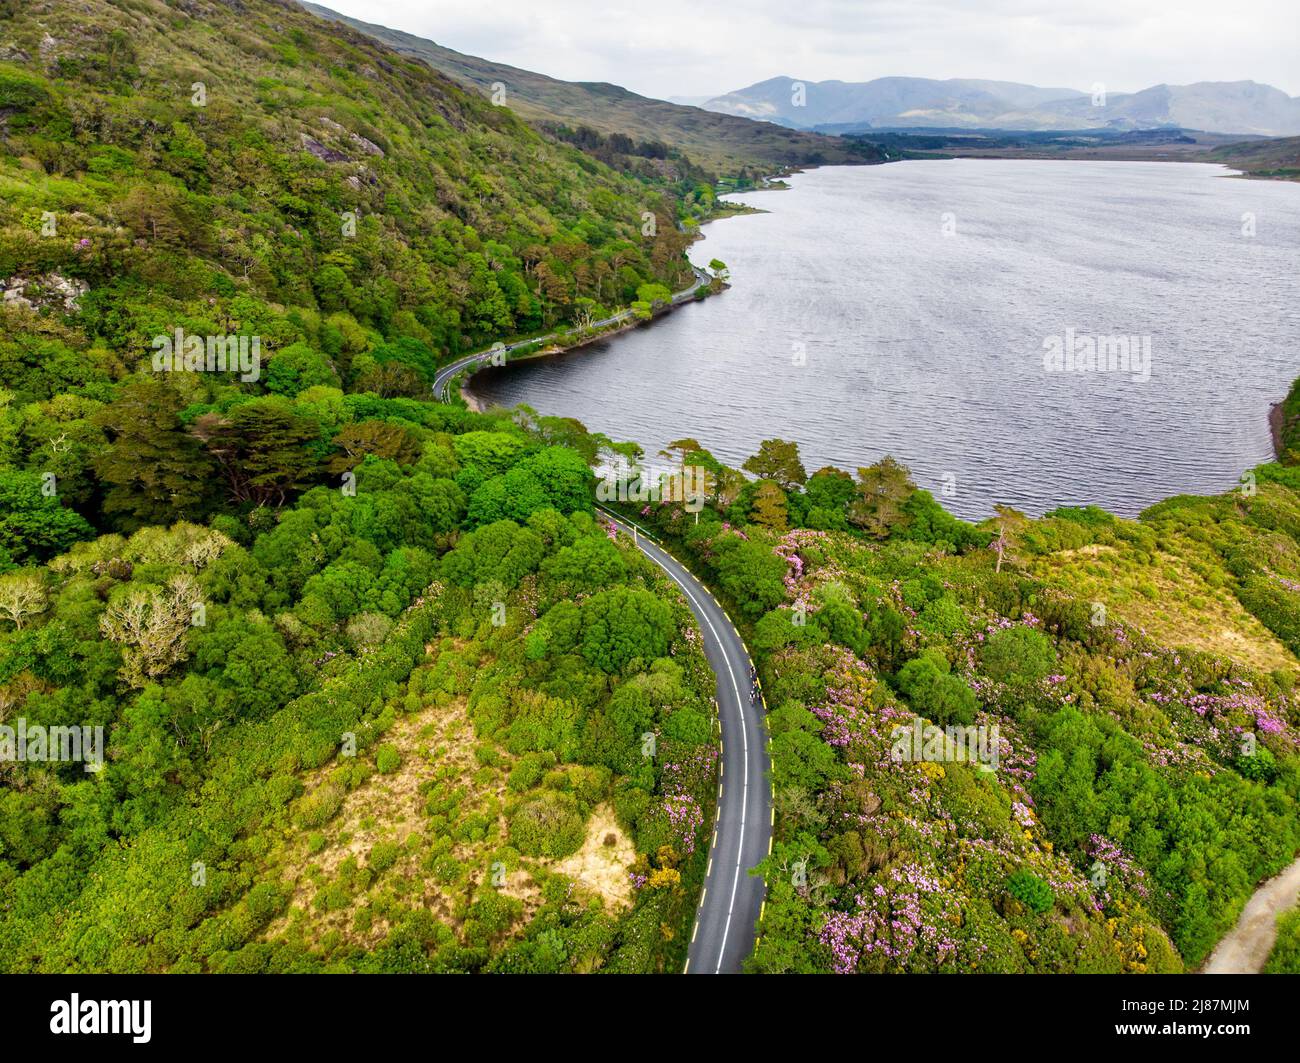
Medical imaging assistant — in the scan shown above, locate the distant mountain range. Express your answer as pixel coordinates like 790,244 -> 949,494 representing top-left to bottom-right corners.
699,77 -> 1300,137
299,4 -> 1296,172
301,4 -> 876,176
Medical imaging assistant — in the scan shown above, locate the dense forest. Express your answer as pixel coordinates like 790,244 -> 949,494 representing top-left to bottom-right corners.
0,0 -> 710,971
1,405 -> 722,971
1,0 -> 1298,976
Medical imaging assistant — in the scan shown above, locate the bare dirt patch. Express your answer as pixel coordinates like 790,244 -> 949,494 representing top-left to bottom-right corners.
266,696 -> 458,948
263,654 -> 638,956
553,804 -> 637,911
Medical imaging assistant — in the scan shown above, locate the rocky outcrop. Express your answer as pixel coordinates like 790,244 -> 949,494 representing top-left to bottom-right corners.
349,131 -> 383,157
309,117 -> 385,161
299,133 -> 350,163
1,273 -> 88,312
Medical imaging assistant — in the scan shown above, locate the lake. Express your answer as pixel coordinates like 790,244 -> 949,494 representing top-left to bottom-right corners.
469,160 -> 1300,519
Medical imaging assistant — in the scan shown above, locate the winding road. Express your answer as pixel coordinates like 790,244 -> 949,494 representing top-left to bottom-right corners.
433,271 -> 772,973
595,505 -> 771,975
432,268 -> 711,404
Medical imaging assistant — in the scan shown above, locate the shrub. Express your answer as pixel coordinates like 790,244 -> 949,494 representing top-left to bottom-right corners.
296,782 -> 345,829
508,792 -> 587,858
578,587 -> 674,674
508,751 -> 557,792
1007,870 -> 1054,914
895,650 -> 978,726
1264,909 -> 1300,973
369,841 -> 402,873
711,534 -> 788,618
245,881 -> 288,925
346,611 -> 393,649
752,607 -> 822,654
981,626 -> 1056,685
662,706 -> 712,746
1237,746 -> 1277,782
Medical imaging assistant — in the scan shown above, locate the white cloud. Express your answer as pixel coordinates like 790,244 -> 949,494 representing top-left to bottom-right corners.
311,0 -> 1300,98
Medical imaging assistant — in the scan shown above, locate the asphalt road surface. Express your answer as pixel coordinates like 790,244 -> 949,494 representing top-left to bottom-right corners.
595,505 -> 771,974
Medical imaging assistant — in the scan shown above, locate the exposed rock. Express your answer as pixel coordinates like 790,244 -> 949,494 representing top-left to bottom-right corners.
1,272 -> 89,312
349,131 -> 383,157
345,167 -> 380,191
317,116 -> 384,158
299,133 -> 349,164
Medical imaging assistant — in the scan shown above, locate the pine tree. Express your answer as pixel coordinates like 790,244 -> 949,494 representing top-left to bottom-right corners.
849,456 -> 915,539
197,398 -> 321,507
751,480 -> 790,532
743,439 -> 807,491
92,376 -> 214,531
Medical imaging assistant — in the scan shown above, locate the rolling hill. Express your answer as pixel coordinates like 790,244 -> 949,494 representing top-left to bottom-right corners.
300,3 -> 882,177
1203,134 -> 1300,179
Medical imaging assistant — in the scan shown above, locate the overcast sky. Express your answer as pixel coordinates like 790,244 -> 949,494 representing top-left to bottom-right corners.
313,0 -> 1300,99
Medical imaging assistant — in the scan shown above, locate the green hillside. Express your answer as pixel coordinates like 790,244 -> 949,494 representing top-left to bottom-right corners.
302,2 -> 884,179
0,0 -> 696,380
599,439 -> 1300,973
0,0 -> 720,973
1204,135 -> 1300,180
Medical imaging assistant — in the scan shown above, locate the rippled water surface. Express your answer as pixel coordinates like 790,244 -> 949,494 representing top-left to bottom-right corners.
471,160 -> 1300,518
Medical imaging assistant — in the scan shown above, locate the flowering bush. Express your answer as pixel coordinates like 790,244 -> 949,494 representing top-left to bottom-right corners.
747,518 -> 1300,974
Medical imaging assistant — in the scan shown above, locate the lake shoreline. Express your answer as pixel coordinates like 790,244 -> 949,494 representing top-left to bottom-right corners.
458,212 -> 745,410
457,176 -> 780,411
469,159 -> 1299,521
459,285 -> 723,411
